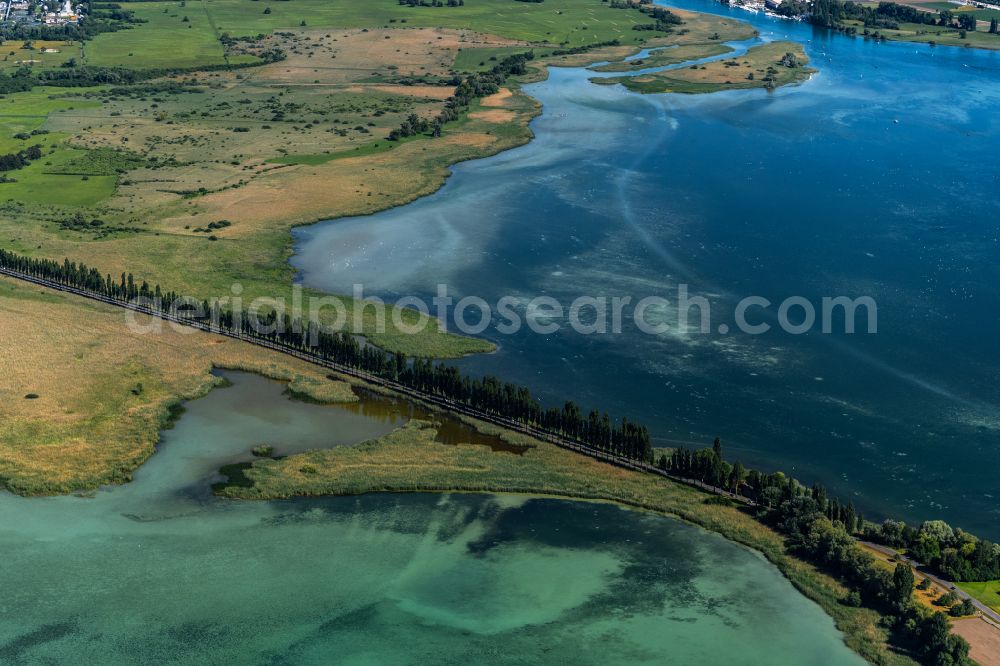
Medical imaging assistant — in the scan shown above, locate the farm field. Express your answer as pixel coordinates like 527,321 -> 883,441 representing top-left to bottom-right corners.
0,39 -> 81,71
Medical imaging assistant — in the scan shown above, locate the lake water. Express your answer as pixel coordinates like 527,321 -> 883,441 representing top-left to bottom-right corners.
0,372 -> 863,665
294,1 -> 1000,537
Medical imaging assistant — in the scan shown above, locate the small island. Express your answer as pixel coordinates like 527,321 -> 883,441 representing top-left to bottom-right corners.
593,41 -> 814,94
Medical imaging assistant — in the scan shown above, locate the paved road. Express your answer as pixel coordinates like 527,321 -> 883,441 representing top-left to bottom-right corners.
860,540 -> 1000,625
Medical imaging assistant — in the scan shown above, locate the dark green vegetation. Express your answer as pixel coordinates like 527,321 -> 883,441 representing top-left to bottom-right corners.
866,519 -> 1000,583
267,140 -> 400,165
0,143 -> 42,173
665,442 -> 974,666
805,0 -> 975,31
388,52 -> 534,140
251,444 -> 274,457
43,147 -> 154,175
614,0 -> 685,32
453,45 -> 530,71
777,0 -> 1000,48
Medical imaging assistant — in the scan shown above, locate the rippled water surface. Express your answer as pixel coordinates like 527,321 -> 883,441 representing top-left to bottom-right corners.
294,1 -> 1000,536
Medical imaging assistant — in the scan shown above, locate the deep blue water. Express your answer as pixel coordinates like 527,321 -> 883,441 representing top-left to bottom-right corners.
294,2 -> 1000,537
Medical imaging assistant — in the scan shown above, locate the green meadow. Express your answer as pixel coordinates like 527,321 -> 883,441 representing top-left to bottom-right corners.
84,1 -> 251,69
0,88 -> 116,206
957,580 -> 1000,614
80,0 -> 659,72
966,7 -> 1000,20
916,2 -> 1000,20
0,40 -> 82,71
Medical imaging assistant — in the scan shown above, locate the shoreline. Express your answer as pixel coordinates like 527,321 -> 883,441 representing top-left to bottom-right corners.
211,377 -> 905,665
283,28 -> 816,342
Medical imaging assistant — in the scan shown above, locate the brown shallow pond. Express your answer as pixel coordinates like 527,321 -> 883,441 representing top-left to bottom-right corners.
332,384 -> 530,455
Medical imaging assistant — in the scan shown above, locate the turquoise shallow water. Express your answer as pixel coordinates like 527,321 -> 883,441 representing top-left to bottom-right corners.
0,373 -> 863,665
294,2 -> 1000,536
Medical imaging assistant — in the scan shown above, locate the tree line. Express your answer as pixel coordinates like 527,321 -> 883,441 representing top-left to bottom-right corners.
388,52 -> 534,141
0,58 -> 273,95
0,144 -> 42,172
664,439 -> 1000,584
0,249 -> 652,463
665,440 -> 973,665
868,518 -> 1000,583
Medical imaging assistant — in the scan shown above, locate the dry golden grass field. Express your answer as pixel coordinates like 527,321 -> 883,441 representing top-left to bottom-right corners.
0,275 -> 355,495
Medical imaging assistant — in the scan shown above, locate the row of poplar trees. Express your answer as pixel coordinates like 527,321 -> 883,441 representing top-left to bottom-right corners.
0,250 -> 652,463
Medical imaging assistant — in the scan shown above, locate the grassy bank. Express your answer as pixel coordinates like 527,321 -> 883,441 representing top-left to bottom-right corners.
840,19 -> 1000,50
959,581 -> 1000,614
219,418 -> 915,666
